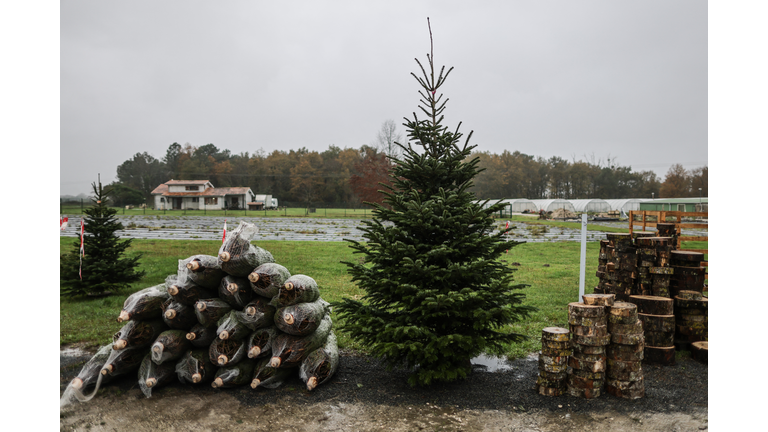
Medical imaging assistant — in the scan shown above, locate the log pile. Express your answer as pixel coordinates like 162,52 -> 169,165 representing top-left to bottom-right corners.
594,233 -> 637,301
628,295 -> 676,366
674,290 -> 708,350
566,302 -> 610,399
62,221 -> 339,406
605,302 -> 645,399
536,327 -> 570,396
669,251 -> 707,298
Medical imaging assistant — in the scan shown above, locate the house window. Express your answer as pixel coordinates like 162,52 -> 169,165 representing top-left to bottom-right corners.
160,197 -> 165,203
678,204 -> 686,212
186,186 -> 199,191
205,197 -> 218,205
192,197 -> 199,203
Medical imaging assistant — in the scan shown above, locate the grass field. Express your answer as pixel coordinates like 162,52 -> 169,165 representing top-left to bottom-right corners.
60,237 -> 707,360
60,206 -> 376,219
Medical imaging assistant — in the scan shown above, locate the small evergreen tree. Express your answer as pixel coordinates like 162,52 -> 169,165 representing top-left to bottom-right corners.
60,180 -> 145,297
336,20 -> 535,386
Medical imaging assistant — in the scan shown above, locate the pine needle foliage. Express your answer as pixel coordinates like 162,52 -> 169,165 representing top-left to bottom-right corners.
336,20 -> 535,386
60,180 -> 145,297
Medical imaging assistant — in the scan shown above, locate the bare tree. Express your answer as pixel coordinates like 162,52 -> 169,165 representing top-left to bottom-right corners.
373,119 -> 404,159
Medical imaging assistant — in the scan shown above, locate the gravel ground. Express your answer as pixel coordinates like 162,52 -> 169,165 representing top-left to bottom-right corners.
60,348 -> 708,431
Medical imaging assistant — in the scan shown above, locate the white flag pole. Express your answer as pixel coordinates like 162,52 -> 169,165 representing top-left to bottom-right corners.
578,213 -> 587,302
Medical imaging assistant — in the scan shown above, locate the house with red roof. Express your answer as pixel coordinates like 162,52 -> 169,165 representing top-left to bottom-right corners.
151,180 -> 256,210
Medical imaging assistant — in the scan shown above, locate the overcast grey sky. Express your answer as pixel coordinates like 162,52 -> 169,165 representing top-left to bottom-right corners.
60,1 -> 707,196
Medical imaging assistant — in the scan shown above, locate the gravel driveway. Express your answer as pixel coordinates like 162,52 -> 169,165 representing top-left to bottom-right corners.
60,348 -> 708,431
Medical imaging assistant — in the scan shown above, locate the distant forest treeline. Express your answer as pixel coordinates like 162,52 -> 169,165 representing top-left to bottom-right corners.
106,142 -> 708,207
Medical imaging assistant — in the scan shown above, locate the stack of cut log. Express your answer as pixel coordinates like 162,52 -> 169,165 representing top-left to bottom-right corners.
594,233 -> 637,301
656,223 -> 678,244
566,302 -> 610,399
629,295 -> 676,366
606,302 -> 645,399
63,221 -> 339,406
634,236 -> 676,297
536,327 -> 570,396
594,240 -> 614,295
669,251 -> 707,298
674,290 -> 708,350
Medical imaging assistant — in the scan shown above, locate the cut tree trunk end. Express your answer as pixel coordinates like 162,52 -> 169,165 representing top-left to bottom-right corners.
71,378 -> 84,390
249,347 -> 261,358
192,373 -> 202,383
117,311 -> 130,323
284,282 -> 294,291
187,261 -> 201,271
168,285 -> 180,296
284,314 -> 295,325
251,378 -> 261,389
306,376 -> 318,391
270,357 -> 281,368
212,377 -> 224,388
217,355 -> 228,366
219,252 -> 231,262
248,272 -> 260,283
113,340 -> 127,350
145,378 -> 157,388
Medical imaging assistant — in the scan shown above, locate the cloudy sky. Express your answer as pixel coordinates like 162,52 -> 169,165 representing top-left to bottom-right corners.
59,1 -> 707,196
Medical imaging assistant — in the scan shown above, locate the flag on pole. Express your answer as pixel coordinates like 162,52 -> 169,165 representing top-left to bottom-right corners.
222,219 -> 227,243
79,219 -> 85,279
60,216 -> 68,231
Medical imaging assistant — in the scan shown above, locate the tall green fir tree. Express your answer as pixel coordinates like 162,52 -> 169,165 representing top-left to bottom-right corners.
336,20 -> 535,386
60,180 -> 145,297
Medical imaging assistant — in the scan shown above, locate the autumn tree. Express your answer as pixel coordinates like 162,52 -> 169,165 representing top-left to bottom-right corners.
659,164 -> 690,198
349,146 -> 393,206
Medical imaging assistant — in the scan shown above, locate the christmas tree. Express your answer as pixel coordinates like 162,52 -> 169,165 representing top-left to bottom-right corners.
60,179 -> 145,297
336,20 -> 535,386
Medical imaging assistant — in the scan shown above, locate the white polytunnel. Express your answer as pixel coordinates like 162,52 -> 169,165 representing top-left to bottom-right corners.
568,199 -> 611,213
529,199 -> 576,213
603,199 -> 643,213
500,198 -> 538,213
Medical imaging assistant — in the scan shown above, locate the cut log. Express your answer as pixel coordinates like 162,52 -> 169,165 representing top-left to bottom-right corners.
571,334 -> 611,347
610,333 -> 645,346
691,341 -> 708,364
541,339 -> 572,350
569,324 -> 608,337
567,356 -> 605,373
606,344 -> 644,362
609,302 -> 638,318
651,286 -> 670,298
536,384 -> 566,397
608,321 -> 643,335
650,267 -> 674,275
568,302 -> 606,318
566,367 -> 604,380
643,331 -> 675,347
608,314 -> 638,325
627,295 -> 674,315
674,297 -> 708,311
568,315 -> 607,327
676,290 -> 703,301
539,355 -> 569,366
541,327 -> 570,342
606,368 -> 643,382
566,374 -> 604,389
538,370 -> 567,381
567,385 -> 602,399
606,379 -> 645,399
539,360 -> 568,373
570,343 -> 606,356
638,313 -> 675,333
606,359 -> 643,374
540,347 -> 571,359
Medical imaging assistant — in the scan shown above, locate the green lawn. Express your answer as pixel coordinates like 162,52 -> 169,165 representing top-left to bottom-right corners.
60,237 -> 706,360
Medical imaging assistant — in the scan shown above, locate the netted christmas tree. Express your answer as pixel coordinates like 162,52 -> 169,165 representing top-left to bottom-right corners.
336,20 -> 535,386
60,180 -> 145,297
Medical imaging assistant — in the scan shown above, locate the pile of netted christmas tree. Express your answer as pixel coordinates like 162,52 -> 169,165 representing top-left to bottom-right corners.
61,221 -> 338,406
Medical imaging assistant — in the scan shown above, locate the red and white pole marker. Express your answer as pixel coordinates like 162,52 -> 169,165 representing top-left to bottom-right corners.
222,219 -> 227,243
79,219 -> 85,279
505,221 -> 510,253
60,216 -> 68,231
